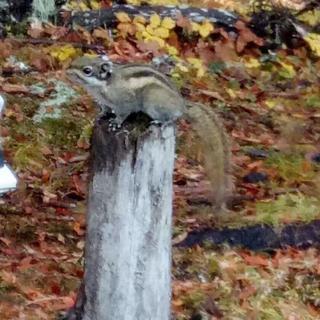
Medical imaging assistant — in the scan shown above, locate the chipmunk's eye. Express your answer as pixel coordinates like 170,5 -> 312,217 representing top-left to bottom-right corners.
82,66 -> 93,76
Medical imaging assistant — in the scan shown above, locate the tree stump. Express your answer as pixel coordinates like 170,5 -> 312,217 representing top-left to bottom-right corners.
66,115 -> 176,320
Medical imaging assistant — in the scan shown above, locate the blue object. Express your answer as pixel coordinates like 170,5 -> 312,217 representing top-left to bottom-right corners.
0,94 -> 18,195
243,172 -> 268,183
0,149 -> 4,167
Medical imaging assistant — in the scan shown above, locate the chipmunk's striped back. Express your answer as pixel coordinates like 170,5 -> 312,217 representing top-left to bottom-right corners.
115,64 -> 177,91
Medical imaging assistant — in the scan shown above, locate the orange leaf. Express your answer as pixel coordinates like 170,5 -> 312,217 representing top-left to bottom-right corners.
0,271 -> 17,284
241,252 -> 270,267
235,20 -> 264,53
18,256 -> 33,271
133,15 -> 146,25
115,12 -> 131,23
73,222 -> 85,236
0,83 -> 28,93
176,12 -> 192,30
93,28 -> 111,40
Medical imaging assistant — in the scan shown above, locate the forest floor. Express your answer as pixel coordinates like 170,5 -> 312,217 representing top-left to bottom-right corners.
0,0 -> 320,319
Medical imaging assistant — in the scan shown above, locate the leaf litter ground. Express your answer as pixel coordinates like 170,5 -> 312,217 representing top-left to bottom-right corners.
1,3 -> 320,319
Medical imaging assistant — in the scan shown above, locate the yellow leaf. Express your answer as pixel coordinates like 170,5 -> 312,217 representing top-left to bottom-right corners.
187,58 -> 206,78
67,2 -> 76,10
153,36 -> 165,48
198,21 -> 214,38
83,53 -> 98,58
161,17 -> 175,30
133,15 -> 146,25
265,99 -> 277,108
150,0 -> 178,4
142,30 -> 152,40
135,22 -> 146,32
126,0 -> 141,4
153,27 -> 170,39
245,58 -> 260,69
90,0 -> 101,10
145,36 -> 165,48
304,33 -> 320,57
191,22 -> 200,32
136,31 -> 144,41
176,63 -> 189,73
79,3 -> 89,10
278,61 -> 296,79
115,12 -> 131,23
50,45 -> 79,62
196,67 -> 205,78
150,14 -> 161,28
146,25 -> 155,35
226,88 -> 237,98
166,45 -> 178,56
298,10 -> 320,27
172,72 -> 181,79
187,57 -> 202,69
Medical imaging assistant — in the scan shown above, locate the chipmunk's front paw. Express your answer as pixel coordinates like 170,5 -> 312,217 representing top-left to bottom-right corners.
107,118 -> 122,132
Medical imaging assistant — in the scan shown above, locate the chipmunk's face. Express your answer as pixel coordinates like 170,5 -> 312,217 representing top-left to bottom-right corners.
67,56 -> 113,88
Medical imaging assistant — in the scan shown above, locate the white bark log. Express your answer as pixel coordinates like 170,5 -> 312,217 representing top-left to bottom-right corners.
82,121 -> 175,320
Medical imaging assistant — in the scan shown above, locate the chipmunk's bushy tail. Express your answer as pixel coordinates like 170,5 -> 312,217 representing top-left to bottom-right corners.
186,103 -> 233,209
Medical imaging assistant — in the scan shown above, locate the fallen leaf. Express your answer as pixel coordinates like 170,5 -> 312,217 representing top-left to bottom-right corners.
162,17 -> 176,30
235,20 -> 264,53
0,83 -> 28,94
304,33 -> 320,57
93,28 -> 111,40
0,271 -> 16,285
0,237 -> 11,246
73,222 -> 85,236
149,14 -> 161,28
199,21 -> 214,38
115,12 -> 131,23
240,252 -> 270,267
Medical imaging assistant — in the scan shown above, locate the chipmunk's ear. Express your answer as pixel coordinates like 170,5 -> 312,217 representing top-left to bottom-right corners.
99,62 -> 113,80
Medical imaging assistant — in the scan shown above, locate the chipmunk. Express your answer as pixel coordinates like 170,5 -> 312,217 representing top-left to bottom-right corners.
67,56 -> 232,209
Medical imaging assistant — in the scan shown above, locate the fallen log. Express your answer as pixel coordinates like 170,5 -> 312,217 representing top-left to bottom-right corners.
67,4 -> 238,30
176,219 -> 320,251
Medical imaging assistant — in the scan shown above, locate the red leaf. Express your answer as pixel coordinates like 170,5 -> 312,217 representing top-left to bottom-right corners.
240,252 -> 270,267
18,256 -> 33,271
1,83 -> 28,94
72,174 -> 87,195
51,283 -> 61,295
235,20 -> 264,53
0,237 -> 11,246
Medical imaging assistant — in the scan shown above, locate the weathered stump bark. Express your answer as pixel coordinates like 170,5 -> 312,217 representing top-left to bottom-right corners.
67,116 -> 176,320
